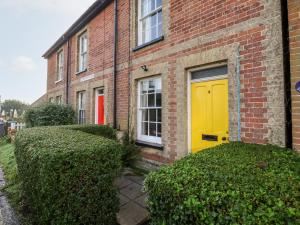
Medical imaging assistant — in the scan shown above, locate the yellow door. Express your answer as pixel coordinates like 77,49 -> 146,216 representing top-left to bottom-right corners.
191,79 -> 229,153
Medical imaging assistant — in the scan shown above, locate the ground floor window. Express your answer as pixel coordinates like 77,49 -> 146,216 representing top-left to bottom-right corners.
56,96 -> 62,105
77,91 -> 86,124
138,76 -> 162,144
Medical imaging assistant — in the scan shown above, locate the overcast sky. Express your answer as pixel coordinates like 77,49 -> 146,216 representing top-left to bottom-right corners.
0,0 -> 96,104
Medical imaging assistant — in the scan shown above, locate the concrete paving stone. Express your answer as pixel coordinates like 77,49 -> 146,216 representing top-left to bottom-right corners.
117,201 -> 149,225
127,176 -> 145,186
115,176 -> 133,189
134,193 -> 148,209
120,183 -> 144,200
119,194 -> 131,207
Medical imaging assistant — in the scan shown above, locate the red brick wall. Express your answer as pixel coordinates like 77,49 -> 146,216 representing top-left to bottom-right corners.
131,0 -> 284,163
289,0 -> 300,150
46,0 -> 130,129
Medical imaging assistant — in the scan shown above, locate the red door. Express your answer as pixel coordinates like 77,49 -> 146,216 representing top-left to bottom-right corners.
97,96 -> 104,125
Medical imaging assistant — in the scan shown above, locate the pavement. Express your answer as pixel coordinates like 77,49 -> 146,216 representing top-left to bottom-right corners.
0,168 -> 20,225
116,169 -> 149,225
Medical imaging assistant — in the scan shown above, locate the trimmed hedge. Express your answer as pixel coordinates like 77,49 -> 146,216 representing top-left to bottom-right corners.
24,103 -> 75,127
62,124 -> 117,140
145,143 -> 300,225
15,127 -> 122,225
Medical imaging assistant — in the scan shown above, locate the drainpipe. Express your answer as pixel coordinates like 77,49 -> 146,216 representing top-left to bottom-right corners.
280,0 -> 292,148
113,0 -> 118,129
236,44 -> 241,141
66,39 -> 71,105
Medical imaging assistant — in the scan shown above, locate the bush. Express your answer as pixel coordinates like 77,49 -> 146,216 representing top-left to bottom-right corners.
15,127 -> 122,225
62,124 -> 117,140
24,103 -> 75,127
145,143 -> 300,225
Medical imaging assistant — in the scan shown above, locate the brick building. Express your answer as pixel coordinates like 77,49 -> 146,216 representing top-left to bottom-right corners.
42,0 -> 296,167
43,0 -> 130,130
288,0 -> 300,151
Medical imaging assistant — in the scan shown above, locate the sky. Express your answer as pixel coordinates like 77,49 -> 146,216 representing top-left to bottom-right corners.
0,0 -> 96,104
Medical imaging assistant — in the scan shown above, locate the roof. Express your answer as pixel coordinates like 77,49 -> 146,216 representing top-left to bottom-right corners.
43,0 -> 113,58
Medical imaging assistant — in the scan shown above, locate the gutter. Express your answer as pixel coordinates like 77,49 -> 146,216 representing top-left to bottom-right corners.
66,40 -> 71,105
113,0 -> 118,129
280,0 -> 292,148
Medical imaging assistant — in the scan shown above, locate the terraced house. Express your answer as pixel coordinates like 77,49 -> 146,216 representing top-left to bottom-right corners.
42,0 -> 297,168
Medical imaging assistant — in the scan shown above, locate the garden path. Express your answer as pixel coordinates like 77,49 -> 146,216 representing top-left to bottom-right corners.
0,167 -> 20,225
116,169 -> 149,225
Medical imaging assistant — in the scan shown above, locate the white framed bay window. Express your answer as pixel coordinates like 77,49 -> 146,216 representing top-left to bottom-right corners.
137,76 -> 162,144
138,0 -> 163,45
77,31 -> 88,72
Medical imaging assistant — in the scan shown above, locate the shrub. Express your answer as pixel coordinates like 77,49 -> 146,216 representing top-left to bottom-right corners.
145,143 -> 300,225
15,127 -> 122,225
24,103 -> 75,127
62,124 -> 117,140
121,133 -> 140,167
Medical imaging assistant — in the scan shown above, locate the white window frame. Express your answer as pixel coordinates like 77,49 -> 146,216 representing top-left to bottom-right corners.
77,91 -> 86,124
137,76 -> 162,144
138,0 -> 163,45
78,31 -> 88,72
56,50 -> 64,82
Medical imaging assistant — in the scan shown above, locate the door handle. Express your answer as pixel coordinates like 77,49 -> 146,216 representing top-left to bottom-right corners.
222,137 -> 227,141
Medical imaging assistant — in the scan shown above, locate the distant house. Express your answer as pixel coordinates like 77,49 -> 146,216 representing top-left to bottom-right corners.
38,0 -> 298,168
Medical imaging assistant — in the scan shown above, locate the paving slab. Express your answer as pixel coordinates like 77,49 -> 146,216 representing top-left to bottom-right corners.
120,183 -> 144,200
116,171 -> 149,225
117,202 -> 148,225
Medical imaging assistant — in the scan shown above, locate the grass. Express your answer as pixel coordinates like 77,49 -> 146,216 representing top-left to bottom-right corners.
0,140 -> 31,225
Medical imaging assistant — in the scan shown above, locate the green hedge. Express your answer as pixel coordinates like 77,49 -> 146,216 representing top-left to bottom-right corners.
15,127 -> 122,225
145,143 -> 300,225
24,103 -> 75,127
62,124 -> 117,140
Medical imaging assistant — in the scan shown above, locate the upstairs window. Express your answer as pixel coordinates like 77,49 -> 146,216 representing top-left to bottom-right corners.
56,50 -> 64,81
137,77 -> 162,144
138,0 -> 162,45
78,31 -> 88,72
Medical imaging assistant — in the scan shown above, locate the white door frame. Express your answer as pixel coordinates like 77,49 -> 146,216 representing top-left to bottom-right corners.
95,88 -> 104,125
187,65 -> 228,154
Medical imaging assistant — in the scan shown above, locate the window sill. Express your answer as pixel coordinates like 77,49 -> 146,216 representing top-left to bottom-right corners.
133,36 -> 164,52
76,69 -> 87,75
55,79 -> 63,84
135,140 -> 164,151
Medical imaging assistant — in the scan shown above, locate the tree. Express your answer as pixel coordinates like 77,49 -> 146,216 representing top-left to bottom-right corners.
0,99 -> 29,118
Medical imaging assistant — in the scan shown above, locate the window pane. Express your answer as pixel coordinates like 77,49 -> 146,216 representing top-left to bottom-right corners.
149,109 -> 156,122
141,0 -> 147,17
150,0 -> 156,11
156,93 -> 162,107
156,0 -> 162,7
157,109 -> 162,122
142,122 -> 148,135
148,94 -> 155,107
149,123 -> 156,136
142,110 -> 148,122
157,123 -> 161,137
151,27 -> 157,40
141,94 -> 147,107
